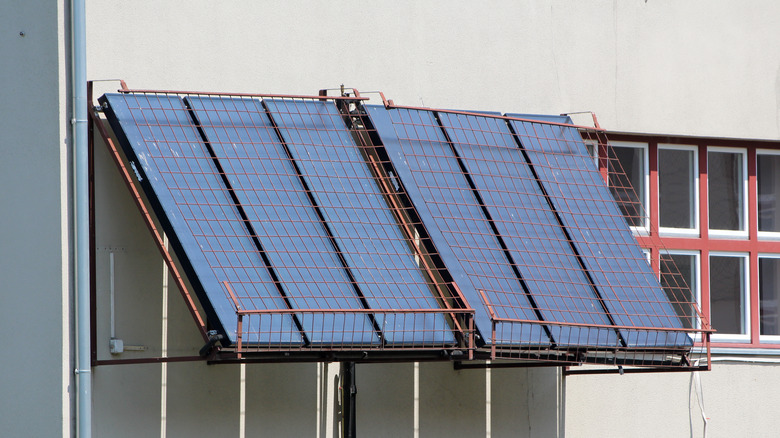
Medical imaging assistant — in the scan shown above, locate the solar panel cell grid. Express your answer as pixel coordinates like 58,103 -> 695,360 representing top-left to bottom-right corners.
263,99 -> 453,344
186,95 -> 377,344
101,93 -> 301,345
508,118 -> 691,347
366,106 -> 549,345
99,88 -> 700,363
438,112 -> 619,346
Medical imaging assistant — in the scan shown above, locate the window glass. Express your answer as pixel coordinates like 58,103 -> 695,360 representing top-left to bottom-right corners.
584,141 -> 599,167
659,148 -> 696,229
758,153 -> 780,233
608,144 -> 646,227
708,150 -> 745,231
760,257 -> 780,336
709,255 -> 746,335
660,253 -> 697,329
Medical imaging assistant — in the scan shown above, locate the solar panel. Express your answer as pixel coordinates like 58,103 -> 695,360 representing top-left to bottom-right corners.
507,118 -> 692,347
185,95 -> 377,345
366,105 -> 549,346
99,87 -> 699,363
263,99 -> 453,344
437,112 -> 619,347
100,93 -> 302,345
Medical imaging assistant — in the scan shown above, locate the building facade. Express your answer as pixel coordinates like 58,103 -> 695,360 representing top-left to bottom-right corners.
2,1 -> 780,437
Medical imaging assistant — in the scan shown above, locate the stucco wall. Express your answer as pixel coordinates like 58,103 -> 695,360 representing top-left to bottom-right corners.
565,360 -> 780,438
86,0 -> 780,140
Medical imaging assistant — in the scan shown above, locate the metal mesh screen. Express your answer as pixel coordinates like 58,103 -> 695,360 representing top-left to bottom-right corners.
96,86 -> 709,369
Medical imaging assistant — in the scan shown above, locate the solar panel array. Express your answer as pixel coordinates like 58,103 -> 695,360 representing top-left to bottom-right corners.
100,90 -> 702,366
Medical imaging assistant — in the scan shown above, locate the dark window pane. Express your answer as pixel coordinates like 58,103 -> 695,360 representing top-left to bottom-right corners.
585,142 -> 596,162
708,151 -> 744,231
659,149 -> 695,229
758,154 -> 780,232
709,255 -> 745,334
609,146 -> 645,227
760,258 -> 780,335
660,254 -> 696,329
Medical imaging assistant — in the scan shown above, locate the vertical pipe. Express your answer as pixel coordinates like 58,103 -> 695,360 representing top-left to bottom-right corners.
110,252 -> 115,339
72,0 -> 91,436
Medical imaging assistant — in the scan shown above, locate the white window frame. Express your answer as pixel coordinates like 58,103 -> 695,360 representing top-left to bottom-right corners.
609,141 -> 650,235
758,253 -> 780,342
660,250 -> 701,333
756,149 -> 780,239
708,251 -> 750,343
707,146 -> 748,238
583,139 -> 599,168
658,144 -> 699,237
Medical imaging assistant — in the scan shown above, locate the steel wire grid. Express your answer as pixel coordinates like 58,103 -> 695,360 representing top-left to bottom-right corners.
366,102 -> 710,368
102,89 -> 474,356
98,86 -> 709,368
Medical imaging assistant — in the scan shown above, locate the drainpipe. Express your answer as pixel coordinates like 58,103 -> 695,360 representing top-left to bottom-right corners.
71,0 -> 91,436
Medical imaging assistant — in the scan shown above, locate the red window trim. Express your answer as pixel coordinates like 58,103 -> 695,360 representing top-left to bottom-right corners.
602,133 -> 780,349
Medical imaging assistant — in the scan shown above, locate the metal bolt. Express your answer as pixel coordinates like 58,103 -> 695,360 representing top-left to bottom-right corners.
19,31 -> 25,37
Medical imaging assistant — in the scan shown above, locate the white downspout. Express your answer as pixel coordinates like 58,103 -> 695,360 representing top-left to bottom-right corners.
71,0 -> 91,436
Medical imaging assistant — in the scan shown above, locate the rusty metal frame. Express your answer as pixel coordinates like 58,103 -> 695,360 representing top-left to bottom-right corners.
90,83 -> 479,365
88,83 -> 710,372
89,81 -> 211,367
342,103 -> 476,353
376,91 -> 609,133
478,287 -> 712,372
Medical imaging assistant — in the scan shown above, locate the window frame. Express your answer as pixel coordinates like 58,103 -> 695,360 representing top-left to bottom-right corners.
707,146 -> 748,238
592,132 -> 780,351
659,249 -> 701,331
758,253 -> 780,342
609,141 -> 650,234
583,139 -> 599,168
658,144 -> 699,237
707,251 -> 750,343
756,149 -> 780,239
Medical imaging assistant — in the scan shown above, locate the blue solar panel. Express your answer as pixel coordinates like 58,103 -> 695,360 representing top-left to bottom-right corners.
366,105 -> 549,346
507,117 -> 692,347
437,112 -> 619,347
263,99 -> 452,345
186,96 -> 378,345
100,93 -> 302,345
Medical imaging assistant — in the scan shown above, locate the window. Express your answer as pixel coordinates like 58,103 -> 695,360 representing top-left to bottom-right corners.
758,150 -> 780,235
584,140 -> 599,167
759,255 -> 780,338
658,145 -> 698,234
708,147 -> 747,235
608,142 -> 648,230
660,251 -> 699,329
709,253 -> 749,341
592,133 -> 780,349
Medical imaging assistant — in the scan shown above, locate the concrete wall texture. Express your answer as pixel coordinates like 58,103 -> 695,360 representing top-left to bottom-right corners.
3,1 -> 780,436
0,1 -> 71,437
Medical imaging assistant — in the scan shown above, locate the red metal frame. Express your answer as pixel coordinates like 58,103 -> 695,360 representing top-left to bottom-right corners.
89,85 -> 210,346
89,83 -> 709,371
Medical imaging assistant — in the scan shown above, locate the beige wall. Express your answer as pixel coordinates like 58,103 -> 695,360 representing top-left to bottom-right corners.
86,0 -> 780,140
566,360 -> 780,438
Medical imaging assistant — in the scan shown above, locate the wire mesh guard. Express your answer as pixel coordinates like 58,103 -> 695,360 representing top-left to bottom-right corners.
97,87 -> 710,369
